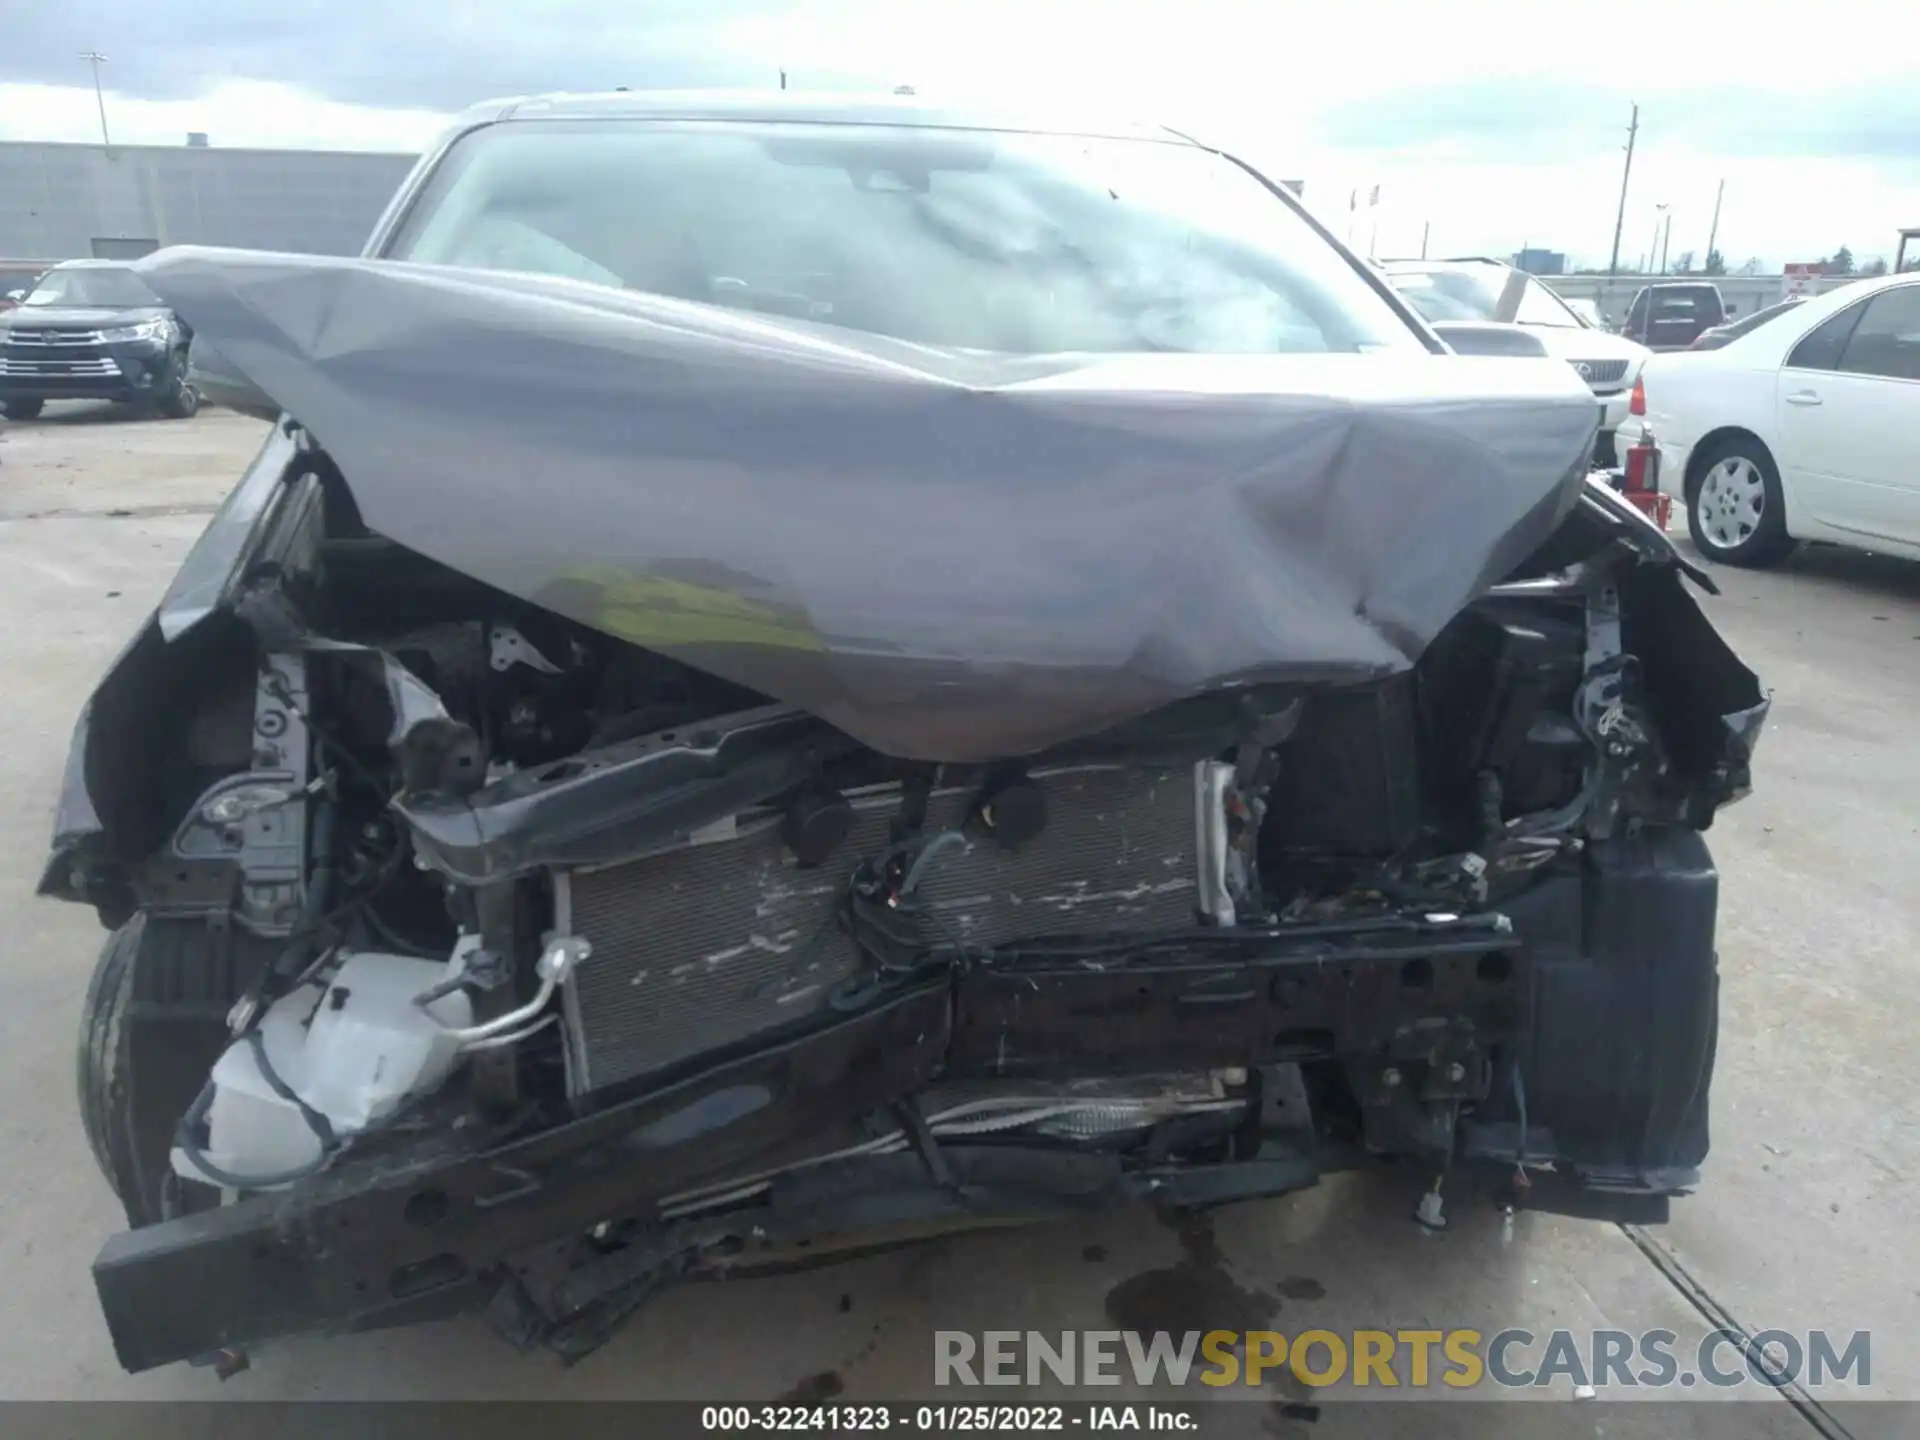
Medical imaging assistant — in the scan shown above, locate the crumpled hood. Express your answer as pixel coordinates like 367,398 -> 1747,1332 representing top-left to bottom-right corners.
134,246 -> 1602,762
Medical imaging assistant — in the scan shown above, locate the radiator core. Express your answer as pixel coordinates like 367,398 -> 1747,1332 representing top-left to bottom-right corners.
558,765 -> 1201,1095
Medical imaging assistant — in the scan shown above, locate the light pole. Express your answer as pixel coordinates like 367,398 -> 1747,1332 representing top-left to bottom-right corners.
1604,102 -> 1639,316
1605,103 -> 1638,278
81,51 -> 111,145
1651,203 -> 1669,274
1659,210 -> 1673,275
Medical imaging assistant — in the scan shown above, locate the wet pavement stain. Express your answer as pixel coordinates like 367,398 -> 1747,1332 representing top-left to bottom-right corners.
1102,1212 -> 1279,1335
1261,1371 -> 1322,1432
1276,1276 -> 1325,1301
1262,1399 -> 1322,1434
1082,1244 -> 1109,1263
777,1371 -> 846,1403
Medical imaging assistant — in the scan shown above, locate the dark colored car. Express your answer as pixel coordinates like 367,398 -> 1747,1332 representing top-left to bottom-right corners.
44,92 -> 1765,1376
0,259 -> 200,420
1621,281 -> 1727,350
1689,295 -> 1806,350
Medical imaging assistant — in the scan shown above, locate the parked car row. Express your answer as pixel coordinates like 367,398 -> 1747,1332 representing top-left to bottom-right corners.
1372,258 -> 1918,570
45,89 -> 1765,1377
1520,278 -> 1784,352
0,259 -> 201,420
1619,271 -> 1920,565
1538,282 -> 1811,355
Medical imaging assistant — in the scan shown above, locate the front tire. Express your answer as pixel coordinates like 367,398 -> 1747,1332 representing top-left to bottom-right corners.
156,366 -> 200,419
77,920 -> 144,1214
2,397 -> 45,420
76,914 -> 271,1225
1686,437 -> 1794,567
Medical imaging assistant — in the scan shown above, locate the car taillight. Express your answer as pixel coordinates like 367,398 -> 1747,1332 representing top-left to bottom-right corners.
1629,376 -> 1646,416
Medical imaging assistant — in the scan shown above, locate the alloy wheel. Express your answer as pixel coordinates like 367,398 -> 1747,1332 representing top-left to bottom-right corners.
1696,456 -> 1766,551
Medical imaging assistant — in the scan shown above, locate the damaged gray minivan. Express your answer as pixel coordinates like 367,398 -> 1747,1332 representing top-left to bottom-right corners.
41,93 -> 1766,1374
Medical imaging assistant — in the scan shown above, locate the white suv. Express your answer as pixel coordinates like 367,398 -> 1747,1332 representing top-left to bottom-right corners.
1382,258 -> 1651,465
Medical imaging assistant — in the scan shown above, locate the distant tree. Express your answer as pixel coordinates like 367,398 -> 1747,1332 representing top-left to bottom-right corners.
1825,246 -> 1856,276
1902,253 -> 1920,273
1673,250 -> 1696,273
1859,256 -> 1889,277
1703,249 -> 1727,275
1737,257 -> 1765,275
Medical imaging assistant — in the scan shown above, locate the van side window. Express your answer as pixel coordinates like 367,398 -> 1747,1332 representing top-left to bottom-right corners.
1785,302 -> 1866,372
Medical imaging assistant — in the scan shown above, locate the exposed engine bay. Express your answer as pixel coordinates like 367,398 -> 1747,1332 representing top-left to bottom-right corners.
44,240 -> 1766,1376
53,446 -> 1764,1373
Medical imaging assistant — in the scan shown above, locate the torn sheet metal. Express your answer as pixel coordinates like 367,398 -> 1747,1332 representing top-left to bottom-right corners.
135,246 -> 1603,762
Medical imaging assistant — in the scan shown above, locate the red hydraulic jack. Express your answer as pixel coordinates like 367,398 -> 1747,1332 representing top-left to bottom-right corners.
1617,433 -> 1671,530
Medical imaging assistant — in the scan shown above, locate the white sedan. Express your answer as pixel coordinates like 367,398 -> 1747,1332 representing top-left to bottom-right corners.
1623,272 -> 1920,566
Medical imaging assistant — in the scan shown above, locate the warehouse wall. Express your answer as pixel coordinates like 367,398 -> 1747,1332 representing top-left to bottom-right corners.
0,141 -> 419,262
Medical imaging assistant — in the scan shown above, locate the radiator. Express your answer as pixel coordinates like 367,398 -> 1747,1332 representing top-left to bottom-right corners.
558,764 -> 1203,1095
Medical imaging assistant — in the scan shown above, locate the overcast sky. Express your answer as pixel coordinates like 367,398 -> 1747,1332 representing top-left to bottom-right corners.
3,0 -> 1916,267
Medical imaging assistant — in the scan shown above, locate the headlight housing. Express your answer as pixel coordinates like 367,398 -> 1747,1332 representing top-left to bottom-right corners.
99,316 -> 171,345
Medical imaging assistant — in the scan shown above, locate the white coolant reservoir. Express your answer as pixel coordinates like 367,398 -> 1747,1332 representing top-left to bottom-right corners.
172,951 -> 473,1189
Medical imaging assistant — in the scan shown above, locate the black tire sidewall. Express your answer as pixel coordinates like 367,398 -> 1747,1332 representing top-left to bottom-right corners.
1686,438 -> 1791,565
3,398 -> 44,420
77,917 -> 143,1205
158,358 -> 199,418
76,915 -> 271,1226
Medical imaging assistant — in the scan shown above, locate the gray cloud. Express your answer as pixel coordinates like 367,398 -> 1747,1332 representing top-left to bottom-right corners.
13,3 -> 1920,178
4,1 -> 883,112
1310,76 -> 1920,166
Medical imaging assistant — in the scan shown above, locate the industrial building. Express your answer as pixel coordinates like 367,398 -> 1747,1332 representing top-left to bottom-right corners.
1512,247 -> 1567,276
0,139 -> 419,264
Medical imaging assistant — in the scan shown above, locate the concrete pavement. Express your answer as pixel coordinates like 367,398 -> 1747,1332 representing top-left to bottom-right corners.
1,402 -> 1911,1436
